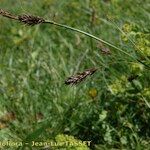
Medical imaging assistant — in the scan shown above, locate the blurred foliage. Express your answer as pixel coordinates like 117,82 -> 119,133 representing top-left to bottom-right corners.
0,0 -> 150,150
55,134 -> 90,150
122,23 -> 150,57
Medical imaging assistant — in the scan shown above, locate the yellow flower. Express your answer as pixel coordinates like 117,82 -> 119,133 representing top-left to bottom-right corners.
142,88 -> 150,97
122,23 -> 132,33
88,88 -> 98,99
108,76 -> 127,95
131,62 -> 144,74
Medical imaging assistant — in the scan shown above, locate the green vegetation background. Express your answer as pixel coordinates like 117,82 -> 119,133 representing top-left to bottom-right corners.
0,0 -> 150,149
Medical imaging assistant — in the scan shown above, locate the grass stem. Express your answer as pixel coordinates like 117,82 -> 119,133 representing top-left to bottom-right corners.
44,21 -> 150,69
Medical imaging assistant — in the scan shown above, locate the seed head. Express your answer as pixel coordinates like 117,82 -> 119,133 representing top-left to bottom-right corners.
65,68 -> 97,85
18,14 -> 45,26
0,9 -> 18,20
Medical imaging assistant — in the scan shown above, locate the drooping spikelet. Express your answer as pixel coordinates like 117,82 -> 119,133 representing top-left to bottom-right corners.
0,9 -> 18,20
97,42 -> 111,55
18,14 -> 45,26
65,68 -> 98,85
0,9 -> 45,26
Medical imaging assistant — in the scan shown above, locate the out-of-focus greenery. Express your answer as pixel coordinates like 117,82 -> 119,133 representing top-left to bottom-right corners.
0,0 -> 150,150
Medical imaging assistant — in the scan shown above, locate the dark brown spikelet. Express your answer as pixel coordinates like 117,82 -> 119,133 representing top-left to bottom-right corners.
0,9 -> 18,20
0,112 -> 16,123
128,74 -> 139,82
97,42 -> 111,55
18,14 -> 45,26
65,68 -> 98,85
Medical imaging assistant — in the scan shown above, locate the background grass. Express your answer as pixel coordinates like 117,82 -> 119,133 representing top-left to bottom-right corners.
0,0 -> 150,149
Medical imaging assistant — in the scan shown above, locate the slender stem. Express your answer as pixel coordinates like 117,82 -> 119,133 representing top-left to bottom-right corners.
44,21 -> 150,69
0,8 -> 149,68
45,20 -> 133,58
